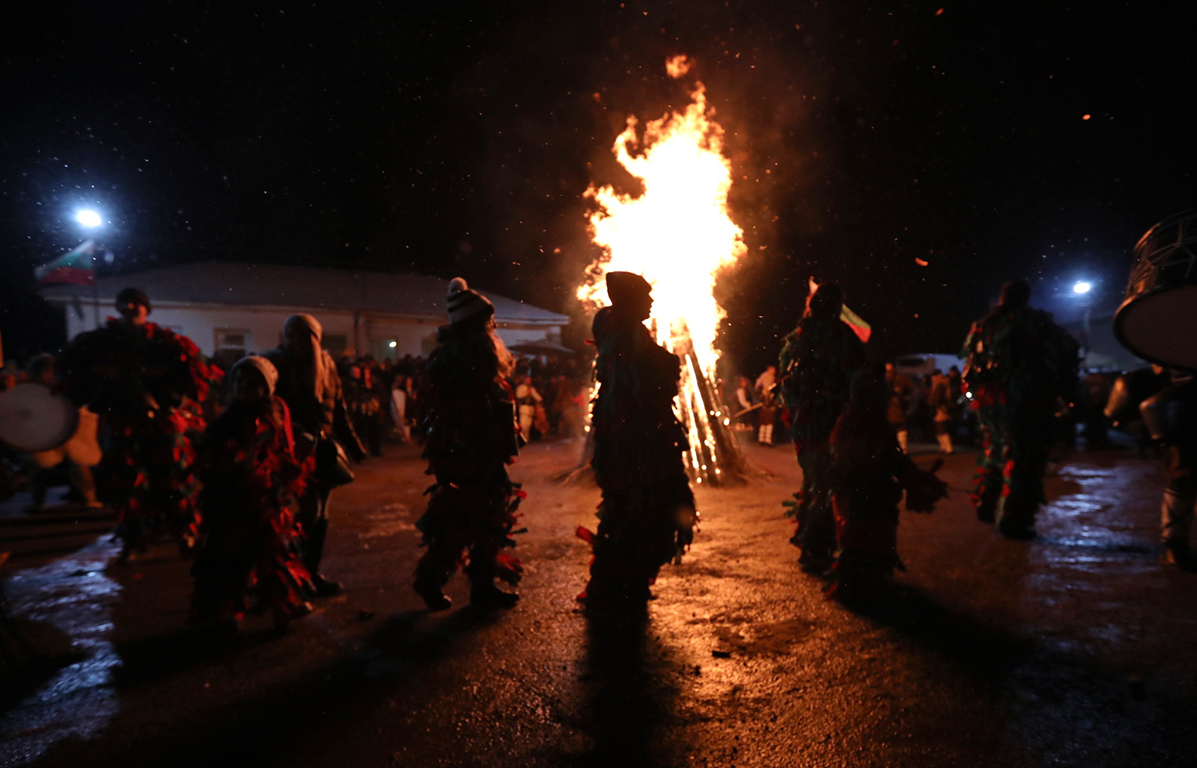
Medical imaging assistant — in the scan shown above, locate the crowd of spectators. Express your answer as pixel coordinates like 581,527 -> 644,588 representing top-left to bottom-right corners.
0,347 -> 592,505
331,352 -> 590,453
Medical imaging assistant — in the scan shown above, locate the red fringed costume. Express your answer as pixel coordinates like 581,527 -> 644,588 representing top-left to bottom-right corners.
63,318 -> 220,556
189,395 -> 314,625
826,371 -> 947,600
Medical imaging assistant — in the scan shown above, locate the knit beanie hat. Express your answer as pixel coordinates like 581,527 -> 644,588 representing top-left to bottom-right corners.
116,287 -> 152,314
605,272 -> 652,306
447,277 -> 494,325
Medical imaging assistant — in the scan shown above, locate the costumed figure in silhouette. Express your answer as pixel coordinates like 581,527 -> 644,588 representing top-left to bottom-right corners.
413,278 -> 524,610
778,282 -> 867,573
578,272 -> 697,610
189,356 -> 314,632
827,368 -> 948,600
961,279 -> 1079,539
62,288 -> 219,561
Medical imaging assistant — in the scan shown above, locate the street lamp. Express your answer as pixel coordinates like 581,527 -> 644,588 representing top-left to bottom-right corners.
75,209 -> 102,229
1073,281 -> 1092,295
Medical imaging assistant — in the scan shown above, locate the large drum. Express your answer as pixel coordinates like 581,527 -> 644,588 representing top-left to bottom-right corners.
1114,210 -> 1197,370
0,382 -> 79,453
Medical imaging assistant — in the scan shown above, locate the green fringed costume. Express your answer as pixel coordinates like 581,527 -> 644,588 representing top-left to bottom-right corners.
961,280 -> 1079,538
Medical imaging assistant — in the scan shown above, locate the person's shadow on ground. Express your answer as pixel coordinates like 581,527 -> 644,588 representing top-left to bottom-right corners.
33,605 -> 502,768
575,608 -> 680,768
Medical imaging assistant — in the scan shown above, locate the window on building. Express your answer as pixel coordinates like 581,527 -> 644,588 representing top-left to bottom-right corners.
215,328 -> 251,357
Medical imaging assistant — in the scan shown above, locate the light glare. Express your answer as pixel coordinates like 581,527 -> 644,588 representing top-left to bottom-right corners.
76,209 -> 102,228
1073,281 -> 1092,295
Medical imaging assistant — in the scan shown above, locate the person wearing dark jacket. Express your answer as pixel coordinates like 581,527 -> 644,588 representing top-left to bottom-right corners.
413,278 -> 524,610
264,313 -> 365,596
578,272 -> 697,610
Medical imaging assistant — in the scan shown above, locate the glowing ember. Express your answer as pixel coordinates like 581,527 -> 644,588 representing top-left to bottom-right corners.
579,55 -> 748,484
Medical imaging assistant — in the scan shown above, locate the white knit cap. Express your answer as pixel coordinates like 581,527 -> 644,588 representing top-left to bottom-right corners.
446,277 -> 494,325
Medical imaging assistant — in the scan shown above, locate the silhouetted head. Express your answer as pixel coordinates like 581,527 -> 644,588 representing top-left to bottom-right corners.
805,282 -> 844,320
999,279 -> 1031,308
116,287 -> 151,325
605,272 -> 653,321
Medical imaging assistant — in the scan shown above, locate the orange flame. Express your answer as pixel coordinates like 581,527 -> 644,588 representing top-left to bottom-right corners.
578,58 -> 746,373
578,57 -> 747,482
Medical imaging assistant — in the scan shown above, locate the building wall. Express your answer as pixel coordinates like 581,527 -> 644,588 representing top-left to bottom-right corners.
61,300 -> 561,361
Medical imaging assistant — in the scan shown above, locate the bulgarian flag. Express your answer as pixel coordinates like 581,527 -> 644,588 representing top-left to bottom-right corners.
35,240 -> 96,286
840,304 -> 872,344
809,277 -> 872,343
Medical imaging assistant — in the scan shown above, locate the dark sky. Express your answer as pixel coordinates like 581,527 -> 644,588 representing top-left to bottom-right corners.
2,1 -> 1194,370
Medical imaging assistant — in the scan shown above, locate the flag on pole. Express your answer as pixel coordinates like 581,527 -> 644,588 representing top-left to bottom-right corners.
35,240 -> 97,286
840,304 -> 872,343
807,277 -> 872,343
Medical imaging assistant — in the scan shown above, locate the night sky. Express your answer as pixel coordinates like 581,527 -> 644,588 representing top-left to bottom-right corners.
2,1 -> 1194,371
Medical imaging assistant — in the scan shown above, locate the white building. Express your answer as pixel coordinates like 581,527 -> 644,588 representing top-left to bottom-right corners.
41,262 -> 569,361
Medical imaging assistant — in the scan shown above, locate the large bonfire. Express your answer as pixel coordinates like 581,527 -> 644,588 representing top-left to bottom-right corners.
578,55 -> 749,485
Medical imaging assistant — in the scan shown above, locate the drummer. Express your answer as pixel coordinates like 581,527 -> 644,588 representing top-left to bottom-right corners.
25,354 -> 102,510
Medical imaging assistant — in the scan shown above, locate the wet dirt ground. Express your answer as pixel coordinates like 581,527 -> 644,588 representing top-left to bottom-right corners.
3,436 -> 1196,767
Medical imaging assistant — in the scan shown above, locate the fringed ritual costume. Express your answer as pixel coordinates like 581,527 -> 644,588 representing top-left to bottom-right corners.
580,305 -> 696,607
190,392 -> 313,626
962,290 -> 1078,538
779,292 -> 867,569
63,318 -> 219,556
414,317 -> 524,608
827,372 -> 947,600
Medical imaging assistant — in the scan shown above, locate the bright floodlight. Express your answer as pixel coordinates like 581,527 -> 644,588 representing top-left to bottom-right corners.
75,209 -> 102,228
1073,281 -> 1092,295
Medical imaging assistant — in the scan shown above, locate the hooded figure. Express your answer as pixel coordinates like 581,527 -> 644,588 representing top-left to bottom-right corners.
578,272 -> 697,611
264,314 -> 364,597
190,355 -> 314,631
412,277 -> 523,610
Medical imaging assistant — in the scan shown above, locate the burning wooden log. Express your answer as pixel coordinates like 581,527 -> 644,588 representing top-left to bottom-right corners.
674,330 -> 748,486
575,55 -> 751,486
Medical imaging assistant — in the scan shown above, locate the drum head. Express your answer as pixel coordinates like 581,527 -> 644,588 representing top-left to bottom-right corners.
0,382 -> 80,452
1115,286 -> 1197,371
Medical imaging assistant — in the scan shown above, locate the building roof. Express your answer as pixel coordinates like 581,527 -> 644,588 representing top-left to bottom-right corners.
41,261 -> 568,325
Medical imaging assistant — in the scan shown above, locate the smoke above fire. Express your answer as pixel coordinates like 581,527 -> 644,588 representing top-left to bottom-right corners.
578,55 -> 747,373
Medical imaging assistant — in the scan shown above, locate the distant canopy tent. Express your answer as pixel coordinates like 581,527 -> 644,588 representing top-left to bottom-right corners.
35,240 -> 96,286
